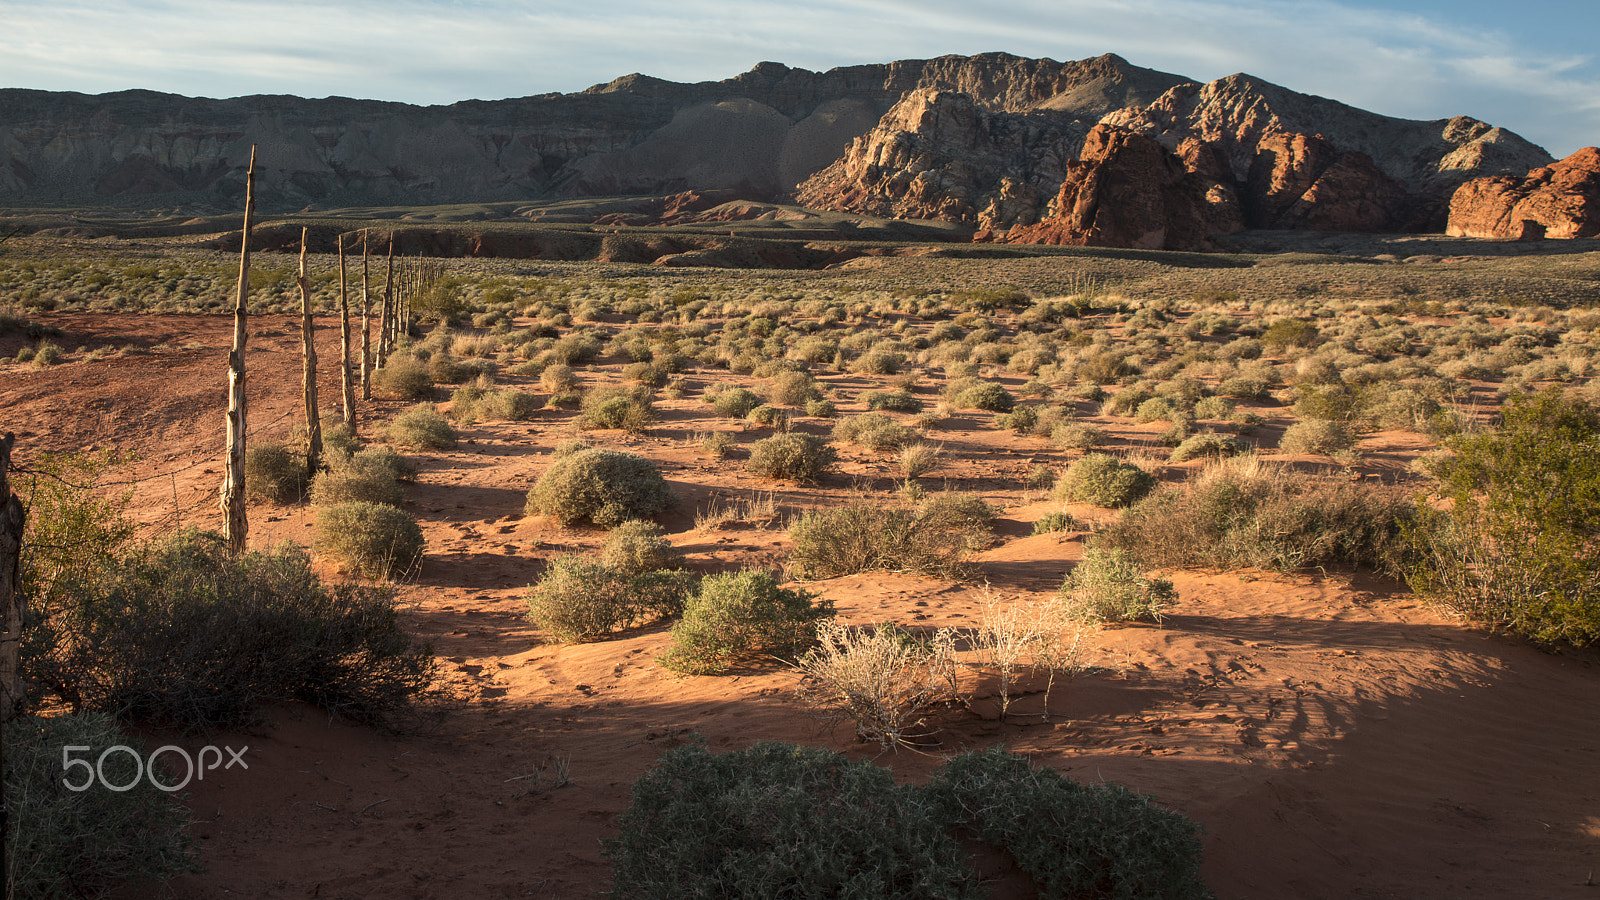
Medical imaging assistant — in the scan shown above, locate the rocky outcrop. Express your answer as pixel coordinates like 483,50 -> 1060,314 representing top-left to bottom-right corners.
1446,147 -> 1600,240
976,124 -> 1241,250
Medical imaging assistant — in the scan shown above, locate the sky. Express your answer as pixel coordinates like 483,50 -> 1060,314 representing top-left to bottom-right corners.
2,0 -> 1596,158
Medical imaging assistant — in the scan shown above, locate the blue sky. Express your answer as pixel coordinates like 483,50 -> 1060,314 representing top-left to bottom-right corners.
3,0 -> 1596,158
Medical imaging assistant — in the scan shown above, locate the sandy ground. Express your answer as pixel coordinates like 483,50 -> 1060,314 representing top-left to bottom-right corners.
3,311 -> 1598,899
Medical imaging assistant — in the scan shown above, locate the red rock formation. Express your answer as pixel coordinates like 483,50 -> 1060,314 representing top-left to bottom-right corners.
982,124 -> 1241,251
1243,132 -> 1410,230
1447,148 -> 1600,240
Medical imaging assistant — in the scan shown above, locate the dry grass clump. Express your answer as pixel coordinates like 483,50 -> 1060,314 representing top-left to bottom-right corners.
369,352 -> 434,400
833,413 -> 922,452
794,620 -> 959,749
1168,432 -> 1248,463
899,442 -> 942,479
788,495 -> 994,580
1278,418 -> 1357,457
1097,455 -> 1407,572
526,448 -> 675,528
746,433 -> 837,483
1054,453 -> 1157,508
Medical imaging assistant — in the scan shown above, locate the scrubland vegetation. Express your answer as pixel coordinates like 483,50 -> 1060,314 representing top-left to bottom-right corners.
4,227 -> 1599,897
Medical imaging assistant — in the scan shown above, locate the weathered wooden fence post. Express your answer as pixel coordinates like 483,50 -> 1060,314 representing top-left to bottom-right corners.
338,232 -> 355,431
297,226 -> 322,477
221,146 -> 256,555
0,433 -> 25,722
360,229 -> 372,400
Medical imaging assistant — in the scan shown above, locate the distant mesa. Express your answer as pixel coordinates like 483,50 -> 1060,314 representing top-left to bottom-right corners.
0,52 -> 1586,249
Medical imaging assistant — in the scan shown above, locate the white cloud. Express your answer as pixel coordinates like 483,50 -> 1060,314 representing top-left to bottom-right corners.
1,0 -> 1595,155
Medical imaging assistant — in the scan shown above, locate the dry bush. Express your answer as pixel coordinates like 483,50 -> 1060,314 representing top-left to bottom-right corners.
710,386 -> 763,418
899,443 -> 942,479
1168,432 -> 1247,463
245,442 -> 307,504
794,621 -> 960,749
577,384 -> 655,433
970,592 -> 1084,722
601,520 -> 684,576
1097,454 -> 1407,572
370,352 -> 433,400
310,453 -> 403,508
833,413 -> 921,452
787,497 -> 993,580
1278,418 -> 1357,456
383,403 -> 458,450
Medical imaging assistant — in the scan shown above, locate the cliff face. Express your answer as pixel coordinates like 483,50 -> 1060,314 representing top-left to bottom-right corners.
1446,147 -> 1600,240
0,52 -> 1184,213
1,51 -> 1567,247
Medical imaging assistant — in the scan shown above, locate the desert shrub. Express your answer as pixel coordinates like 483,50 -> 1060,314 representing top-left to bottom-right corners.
310,453 -> 403,507
1080,350 -> 1138,384
1217,375 -> 1269,400
1278,418 -> 1356,456
245,442 -> 308,503
578,384 -> 655,433
745,404 -> 788,429
794,621 -> 960,749
1262,318 -> 1319,349
767,370 -> 822,406
526,448 -> 675,528
746,433 -> 837,483
4,712 -> 198,898
805,397 -> 838,418
699,431 -> 736,458
601,520 -> 685,576
383,403 -> 457,450
369,352 -> 433,400
427,352 -> 474,385
1098,455 -> 1407,572
1055,454 -> 1156,508
788,499 -> 993,580
925,747 -> 1211,900
540,362 -> 578,393
39,528 -> 436,727
1051,422 -> 1108,452
459,386 -> 539,422
996,404 -> 1039,432
864,389 -> 922,412
1404,389 -> 1600,646
833,413 -> 921,452
946,378 -> 1016,412
1032,511 -> 1078,535
658,571 -> 835,675
1100,386 -> 1153,417
851,348 -> 905,375
605,742 -> 977,900
527,555 -> 693,642
623,361 -> 668,387
1168,432 -> 1247,463
1058,549 -> 1177,624
711,386 -> 763,418
313,501 -> 427,579
32,341 -> 64,366
348,444 -> 417,482
1193,396 -> 1234,419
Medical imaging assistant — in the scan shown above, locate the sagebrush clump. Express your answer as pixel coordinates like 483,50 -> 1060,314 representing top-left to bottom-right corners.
526,448 -> 675,528
746,432 -> 836,483
1055,453 -> 1157,508
313,501 -> 427,579
658,570 -> 834,675
1058,548 -> 1178,624
527,555 -> 693,642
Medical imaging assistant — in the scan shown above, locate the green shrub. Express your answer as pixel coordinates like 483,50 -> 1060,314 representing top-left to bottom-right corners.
31,341 -> 64,367
601,520 -> 684,575
527,555 -> 693,642
370,352 -> 433,400
805,397 -> 838,418
245,442 -> 308,503
946,378 -> 1016,412
746,433 -> 837,483
526,448 -> 675,528
711,386 -> 763,418
658,571 -> 834,675
578,384 -> 655,433
1098,455 -> 1407,572
1032,511 -> 1078,535
1058,548 -> 1177,624
4,712 -> 198,898
1055,454 -> 1156,508
1168,432 -> 1247,463
864,389 -> 922,412
383,403 -> 457,450
37,529 -> 436,727
310,454 -> 403,507
996,404 -> 1040,432
313,501 -> 427,579
745,404 -> 788,429
1135,396 -> 1177,424
605,742 -> 977,900
1404,389 -> 1600,646
925,747 -> 1211,900
788,499 -> 993,581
